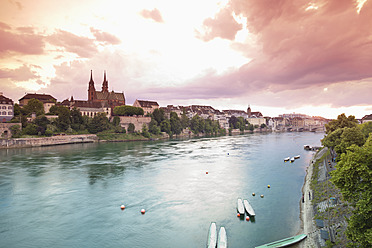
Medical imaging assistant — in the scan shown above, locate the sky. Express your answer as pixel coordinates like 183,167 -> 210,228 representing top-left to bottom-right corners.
0,0 -> 372,119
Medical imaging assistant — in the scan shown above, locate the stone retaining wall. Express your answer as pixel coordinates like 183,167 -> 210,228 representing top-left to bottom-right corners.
0,134 -> 98,149
118,116 -> 151,132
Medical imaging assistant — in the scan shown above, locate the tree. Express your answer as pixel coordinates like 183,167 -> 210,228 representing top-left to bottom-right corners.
48,105 -> 59,115
360,122 -> 372,139
87,113 -> 109,134
33,115 -> 50,135
113,105 -> 144,116
170,112 -> 182,135
325,113 -> 358,134
56,106 -> 71,131
22,123 -> 38,135
180,110 -> 189,129
13,104 -> 21,116
160,119 -> 171,135
22,99 -> 44,116
330,134 -> 372,247
149,119 -> 160,135
70,108 -> 84,131
334,127 -> 365,155
229,116 -> 238,129
190,115 -> 204,134
127,123 -> 135,133
112,116 -> 120,127
238,117 -> 245,132
152,108 -> 166,124
141,124 -> 150,138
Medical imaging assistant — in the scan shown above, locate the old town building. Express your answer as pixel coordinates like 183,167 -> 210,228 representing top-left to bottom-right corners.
0,93 -> 14,122
18,93 -> 56,113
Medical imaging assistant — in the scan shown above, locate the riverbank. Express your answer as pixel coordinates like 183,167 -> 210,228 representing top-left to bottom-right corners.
0,134 -> 98,149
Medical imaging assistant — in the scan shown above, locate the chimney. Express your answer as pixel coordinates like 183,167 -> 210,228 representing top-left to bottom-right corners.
0,92 -> 3,96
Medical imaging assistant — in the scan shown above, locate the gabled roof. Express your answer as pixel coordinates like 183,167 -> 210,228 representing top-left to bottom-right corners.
19,93 -> 56,103
96,91 -> 125,102
136,100 -> 159,108
362,114 -> 372,120
0,94 -> 13,104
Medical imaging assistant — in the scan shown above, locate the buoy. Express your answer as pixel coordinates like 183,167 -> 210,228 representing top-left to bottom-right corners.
246,216 -> 250,221
268,185 -> 271,188
260,194 -> 264,198
228,153 -> 229,155
237,213 -> 240,217
252,193 -> 255,196
206,171 -> 208,174
141,209 -> 146,214
120,205 -> 125,210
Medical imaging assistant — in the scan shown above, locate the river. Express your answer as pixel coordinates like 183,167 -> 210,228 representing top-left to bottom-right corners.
0,132 -> 323,248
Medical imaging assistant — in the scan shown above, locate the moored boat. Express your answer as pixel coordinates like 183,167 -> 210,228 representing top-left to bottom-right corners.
243,199 -> 256,216
237,198 -> 244,215
255,234 -> 307,248
217,227 -> 227,248
207,222 -> 217,248
290,157 -> 295,163
284,157 -> 290,162
294,155 -> 300,159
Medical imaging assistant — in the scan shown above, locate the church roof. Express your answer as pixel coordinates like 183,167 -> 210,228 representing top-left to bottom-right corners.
96,91 -> 125,102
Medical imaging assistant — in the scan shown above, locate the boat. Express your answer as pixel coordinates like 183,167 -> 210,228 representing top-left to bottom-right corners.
237,198 -> 244,215
243,199 -> 256,216
217,227 -> 227,248
207,222 -> 217,248
294,155 -> 300,159
290,157 -> 295,163
284,157 -> 290,162
255,234 -> 307,248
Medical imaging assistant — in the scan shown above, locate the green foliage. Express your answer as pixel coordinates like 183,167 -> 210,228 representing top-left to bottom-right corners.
331,134 -> 372,247
359,122 -> 372,139
48,105 -> 59,115
22,123 -> 38,135
87,113 -> 109,134
180,110 -> 189,129
127,123 -> 135,133
160,119 -> 171,135
22,99 -> 45,116
9,125 -> 22,138
113,105 -> 144,116
325,113 -> 358,134
170,112 -> 182,135
229,116 -> 238,129
190,115 -> 204,134
149,119 -> 160,135
141,124 -> 150,138
70,108 -> 84,131
334,127 -> 365,155
33,115 -> 50,135
13,104 -> 21,116
152,108 -> 166,124
260,123 -> 267,128
112,116 -> 120,126
56,106 -> 71,131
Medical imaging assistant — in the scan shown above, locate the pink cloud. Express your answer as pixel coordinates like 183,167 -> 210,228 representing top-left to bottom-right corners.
191,0 -> 372,108
196,6 -> 242,41
90,27 -> 121,45
0,23 -> 45,57
139,8 -> 164,23
47,29 -> 98,58
0,64 -> 39,81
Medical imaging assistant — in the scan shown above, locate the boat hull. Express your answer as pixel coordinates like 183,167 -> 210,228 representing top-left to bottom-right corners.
255,234 -> 307,248
237,198 -> 244,215
217,227 -> 227,248
243,199 -> 256,216
207,222 -> 217,248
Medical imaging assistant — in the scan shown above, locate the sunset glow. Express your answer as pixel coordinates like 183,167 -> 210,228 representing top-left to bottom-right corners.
1,0 -> 372,119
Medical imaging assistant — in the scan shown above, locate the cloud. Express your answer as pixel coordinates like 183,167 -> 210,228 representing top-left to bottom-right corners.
0,22 -> 45,57
0,64 -> 39,81
191,0 -> 372,109
139,8 -> 164,23
196,6 -> 242,41
47,29 -> 98,58
90,27 -> 121,45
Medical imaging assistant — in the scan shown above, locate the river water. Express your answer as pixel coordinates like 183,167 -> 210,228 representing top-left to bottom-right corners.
0,132 -> 323,248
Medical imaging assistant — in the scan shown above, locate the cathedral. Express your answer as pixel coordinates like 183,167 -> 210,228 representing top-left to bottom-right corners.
62,70 -> 125,118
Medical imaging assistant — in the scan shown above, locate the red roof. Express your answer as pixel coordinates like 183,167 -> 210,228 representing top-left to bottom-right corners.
19,93 -> 56,103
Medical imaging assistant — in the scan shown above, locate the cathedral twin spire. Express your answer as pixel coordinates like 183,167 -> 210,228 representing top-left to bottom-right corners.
88,70 -> 109,101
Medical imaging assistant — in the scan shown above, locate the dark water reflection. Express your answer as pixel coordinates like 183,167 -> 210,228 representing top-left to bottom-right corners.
0,133 -> 323,248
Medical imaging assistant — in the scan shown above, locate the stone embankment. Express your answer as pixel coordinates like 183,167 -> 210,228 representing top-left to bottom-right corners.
0,134 -> 98,149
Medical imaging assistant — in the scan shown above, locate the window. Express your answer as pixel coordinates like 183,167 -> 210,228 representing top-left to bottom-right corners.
2,111 -> 6,115
2,106 -> 6,109
8,106 -> 12,109
8,111 -> 12,115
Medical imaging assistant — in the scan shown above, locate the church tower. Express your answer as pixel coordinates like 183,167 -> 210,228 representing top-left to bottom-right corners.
88,70 -> 96,101
102,70 -> 109,93
247,105 -> 251,117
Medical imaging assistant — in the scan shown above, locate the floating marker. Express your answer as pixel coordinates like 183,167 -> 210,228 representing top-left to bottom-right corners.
246,216 -> 250,221
268,185 -> 271,188
252,193 -> 256,196
237,213 -> 240,217
141,209 -> 146,214
260,195 -> 264,198
120,205 -> 125,210
206,171 -> 208,174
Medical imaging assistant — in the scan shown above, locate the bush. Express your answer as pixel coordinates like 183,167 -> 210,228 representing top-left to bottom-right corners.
127,123 -> 135,133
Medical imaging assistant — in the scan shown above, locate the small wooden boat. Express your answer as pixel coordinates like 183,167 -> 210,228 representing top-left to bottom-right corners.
237,198 -> 244,215
284,157 -> 290,162
217,227 -> 227,248
294,155 -> 300,159
255,234 -> 307,248
290,157 -> 295,163
207,222 -> 217,248
243,199 -> 256,216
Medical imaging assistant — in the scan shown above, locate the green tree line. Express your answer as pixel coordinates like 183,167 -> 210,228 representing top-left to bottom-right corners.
322,113 -> 372,247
